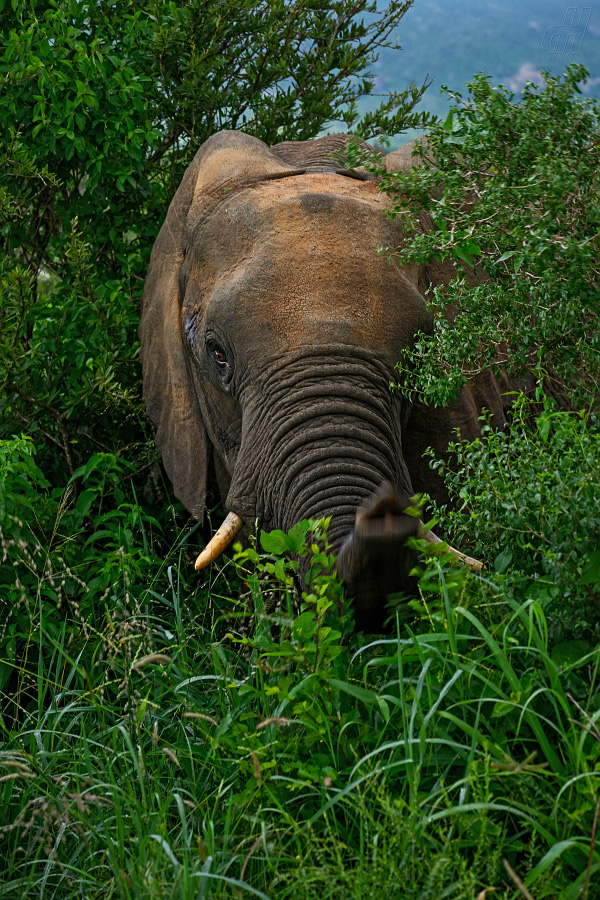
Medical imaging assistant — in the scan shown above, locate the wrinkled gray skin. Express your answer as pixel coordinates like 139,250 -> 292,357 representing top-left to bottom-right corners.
140,130 -> 518,630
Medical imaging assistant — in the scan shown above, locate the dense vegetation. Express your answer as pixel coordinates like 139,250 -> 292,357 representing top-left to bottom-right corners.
378,65 -> 600,643
1,1 -> 599,897
382,65 -> 600,405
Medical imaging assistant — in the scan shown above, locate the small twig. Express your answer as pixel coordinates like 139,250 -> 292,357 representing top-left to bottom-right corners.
56,412 -> 75,478
11,408 -> 64,453
568,692 -> 600,742
5,381 -> 76,478
491,750 -> 548,774
568,718 -> 600,743
503,859 -> 536,900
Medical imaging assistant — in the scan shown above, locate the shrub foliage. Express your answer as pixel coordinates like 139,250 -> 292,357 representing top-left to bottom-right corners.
378,65 -> 600,407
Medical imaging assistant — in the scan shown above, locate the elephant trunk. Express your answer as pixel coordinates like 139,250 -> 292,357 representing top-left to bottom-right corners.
223,350 -> 419,627
335,484 -> 421,629
227,352 -> 411,530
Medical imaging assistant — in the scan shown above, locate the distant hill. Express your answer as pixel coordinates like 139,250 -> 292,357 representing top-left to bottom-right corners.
359,0 -> 600,144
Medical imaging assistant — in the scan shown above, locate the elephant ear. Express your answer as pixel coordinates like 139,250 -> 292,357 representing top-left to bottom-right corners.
139,149 -> 209,520
272,133 -> 375,174
384,135 -> 431,176
140,131 -> 302,521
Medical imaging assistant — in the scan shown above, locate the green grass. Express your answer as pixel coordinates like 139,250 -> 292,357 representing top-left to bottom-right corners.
1,528 -> 599,899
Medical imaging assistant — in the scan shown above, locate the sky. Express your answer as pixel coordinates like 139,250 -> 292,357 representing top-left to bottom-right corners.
362,0 -> 600,142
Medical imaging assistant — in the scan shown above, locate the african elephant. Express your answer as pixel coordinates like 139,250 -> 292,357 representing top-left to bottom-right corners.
140,130 -> 513,629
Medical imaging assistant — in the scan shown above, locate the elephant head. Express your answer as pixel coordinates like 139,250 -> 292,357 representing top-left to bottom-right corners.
140,130 -> 488,629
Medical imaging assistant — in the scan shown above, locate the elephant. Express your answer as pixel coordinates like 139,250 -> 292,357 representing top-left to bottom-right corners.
140,130 -> 516,630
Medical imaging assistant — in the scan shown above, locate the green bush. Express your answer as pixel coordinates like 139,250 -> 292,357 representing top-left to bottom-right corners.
0,437 -> 52,692
426,390 -> 600,643
0,435 -> 173,713
374,65 -> 600,407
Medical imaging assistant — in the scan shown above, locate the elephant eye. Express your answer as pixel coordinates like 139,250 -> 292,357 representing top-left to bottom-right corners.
206,338 -> 230,371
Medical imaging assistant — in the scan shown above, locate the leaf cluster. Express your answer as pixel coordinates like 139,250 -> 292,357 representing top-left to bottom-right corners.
427,390 -> 600,644
377,65 -> 600,406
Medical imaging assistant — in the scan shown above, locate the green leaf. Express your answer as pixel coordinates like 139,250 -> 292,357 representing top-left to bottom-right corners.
524,840 -> 586,886
260,529 -> 289,555
328,678 -> 381,705
496,250 -> 516,263
76,488 -> 96,517
442,109 -> 454,132
83,454 -> 106,480
550,640 -> 591,668
494,548 -> 512,574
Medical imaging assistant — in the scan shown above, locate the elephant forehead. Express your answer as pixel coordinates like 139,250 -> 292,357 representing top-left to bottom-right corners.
204,179 -> 427,350
249,171 -> 392,230
194,172 -> 392,247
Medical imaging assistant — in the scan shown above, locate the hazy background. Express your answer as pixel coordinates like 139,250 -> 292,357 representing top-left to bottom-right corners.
363,0 -> 600,144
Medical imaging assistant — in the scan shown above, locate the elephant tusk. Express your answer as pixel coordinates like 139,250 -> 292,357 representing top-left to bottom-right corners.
195,512 -> 244,571
421,526 -> 484,573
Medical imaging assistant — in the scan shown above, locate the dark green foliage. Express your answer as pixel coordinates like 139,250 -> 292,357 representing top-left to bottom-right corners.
378,65 -> 600,406
428,392 -> 600,643
0,435 -> 172,715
